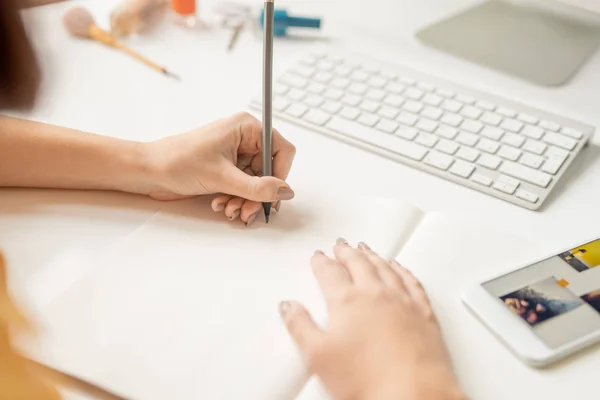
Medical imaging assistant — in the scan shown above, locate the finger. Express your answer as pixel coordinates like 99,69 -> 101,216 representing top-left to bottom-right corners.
211,195 -> 234,212
357,242 -> 406,291
224,196 -> 245,220
311,250 -> 352,301
219,164 -> 295,203
279,301 -> 322,359
391,261 -> 431,310
240,199 -> 262,226
333,238 -> 381,288
271,127 -> 296,180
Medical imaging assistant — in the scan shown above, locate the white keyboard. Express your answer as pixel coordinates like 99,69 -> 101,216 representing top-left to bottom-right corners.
250,47 -> 594,210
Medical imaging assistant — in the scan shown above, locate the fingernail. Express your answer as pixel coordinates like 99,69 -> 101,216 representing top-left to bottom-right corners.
276,187 -> 295,201
246,212 -> 258,227
229,209 -> 240,220
279,301 -> 292,318
336,237 -> 348,245
214,202 -> 225,212
314,250 -> 325,255
358,242 -> 371,250
274,201 -> 281,212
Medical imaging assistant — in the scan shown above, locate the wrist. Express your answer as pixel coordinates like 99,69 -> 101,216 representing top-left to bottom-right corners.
111,140 -> 158,196
366,369 -> 466,400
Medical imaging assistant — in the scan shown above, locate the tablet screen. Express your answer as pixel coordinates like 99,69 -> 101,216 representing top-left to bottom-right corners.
482,238 -> 600,348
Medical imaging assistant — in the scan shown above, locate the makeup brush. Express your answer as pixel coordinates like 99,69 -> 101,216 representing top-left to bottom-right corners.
63,6 -> 180,80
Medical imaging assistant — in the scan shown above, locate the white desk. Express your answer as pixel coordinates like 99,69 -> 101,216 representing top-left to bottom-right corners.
2,0 -> 600,398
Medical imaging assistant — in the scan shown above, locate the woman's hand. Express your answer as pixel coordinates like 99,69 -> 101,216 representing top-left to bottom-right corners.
145,112 -> 296,225
280,240 -> 465,400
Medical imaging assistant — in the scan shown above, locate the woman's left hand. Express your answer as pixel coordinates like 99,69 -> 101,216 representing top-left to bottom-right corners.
143,112 -> 296,225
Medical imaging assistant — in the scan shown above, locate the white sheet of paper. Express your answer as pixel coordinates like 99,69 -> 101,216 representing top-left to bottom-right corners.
26,194 -> 423,400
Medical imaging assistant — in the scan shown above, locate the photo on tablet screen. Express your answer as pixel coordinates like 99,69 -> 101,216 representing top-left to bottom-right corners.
559,239 -> 600,272
581,289 -> 600,313
500,277 -> 583,326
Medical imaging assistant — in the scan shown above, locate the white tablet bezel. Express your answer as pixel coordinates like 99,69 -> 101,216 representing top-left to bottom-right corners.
462,235 -> 600,367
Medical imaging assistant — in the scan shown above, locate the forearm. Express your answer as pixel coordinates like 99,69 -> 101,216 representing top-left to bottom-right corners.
0,116 -> 152,194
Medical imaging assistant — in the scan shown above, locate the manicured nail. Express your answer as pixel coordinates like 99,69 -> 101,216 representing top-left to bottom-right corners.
246,212 -> 258,227
214,202 -> 225,212
229,209 -> 240,220
276,187 -> 295,201
279,301 -> 292,318
274,201 -> 281,212
336,237 -> 348,245
314,250 -> 325,255
358,242 -> 371,250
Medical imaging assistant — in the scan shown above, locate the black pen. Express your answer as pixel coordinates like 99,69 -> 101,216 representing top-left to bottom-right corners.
262,0 -> 275,223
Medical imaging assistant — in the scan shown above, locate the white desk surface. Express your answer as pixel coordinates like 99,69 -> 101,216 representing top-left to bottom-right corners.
2,0 -> 600,397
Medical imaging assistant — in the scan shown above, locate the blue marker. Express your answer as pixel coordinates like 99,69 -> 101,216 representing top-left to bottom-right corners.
259,9 -> 321,37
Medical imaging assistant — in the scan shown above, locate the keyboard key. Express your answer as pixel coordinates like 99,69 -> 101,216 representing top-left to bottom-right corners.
342,94 -> 362,106
333,65 -> 352,77
368,76 -> 387,88
359,100 -> 380,113
350,70 -> 369,82
480,127 -> 504,140
274,83 -> 289,95
492,181 -> 518,195
476,138 -> 500,154
517,113 -> 538,124
460,106 -> 483,120
287,88 -> 306,101
316,60 -> 335,71
480,112 -> 503,126
396,126 -> 418,140
399,76 -> 417,85
496,107 -> 517,117
477,154 -> 502,170
380,69 -> 398,80
449,160 -> 475,178
386,82 -> 406,94
383,95 -> 405,108
292,65 -> 316,77
435,139 -> 459,155
377,106 -> 399,119
541,154 -> 568,175
476,100 -> 496,111
307,83 -> 326,94
435,125 -> 458,140
397,112 -> 419,126
347,83 -> 369,94
542,132 -> 577,150
441,113 -> 463,127
366,89 -> 387,101
499,161 -> 552,188
521,125 -> 544,140
416,133 -> 438,147
516,189 -> 539,204
471,173 -> 493,186
326,117 -> 428,161
502,133 -> 525,148
375,119 -> 399,134
456,94 -> 475,104
331,78 -> 351,89
321,100 -> 342,114
361,63 -> 379,74
416,118 -> 439,133
561,126 -> 583,139
417,81 -> 435,92
545,146 -> 570,158
522,139 -> 546,155
403,100 -> 424,113
498,175 -> 521,187
405,87 -> 425,100
300,56 -> 317,66
357,113 -> 380,127
285,103 -> 308,117
497,145 -> 521,161
324,88 -> 344,100
519,152 -> 544,169
340,106 -> 360,120
314,72 -> 333,83
280,74 -> 308,88
424,151 -> 454,170
302,109 -> 331,126
539,120 -> 560,131
460,119 -> 484,133
456,146 -> 480,162
304,94 -> 325,107
456,132 -> 479,147
441,99 -> 462,113
273,97 -> 291,111
423,94 -> 444,106
421,107 -> 443,120
499,119 -> 524,133
436,88 -> 455,98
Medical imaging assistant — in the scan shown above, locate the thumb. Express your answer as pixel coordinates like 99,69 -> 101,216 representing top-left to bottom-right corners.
279,301 -> 322,359
220,165 -> 295,202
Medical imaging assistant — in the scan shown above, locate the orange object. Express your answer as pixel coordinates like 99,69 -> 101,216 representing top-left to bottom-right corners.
171,0 -> 195,15
557,278 -> 570,288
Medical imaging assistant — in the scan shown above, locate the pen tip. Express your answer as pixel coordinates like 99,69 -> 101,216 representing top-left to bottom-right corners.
265,213 -> 270,223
